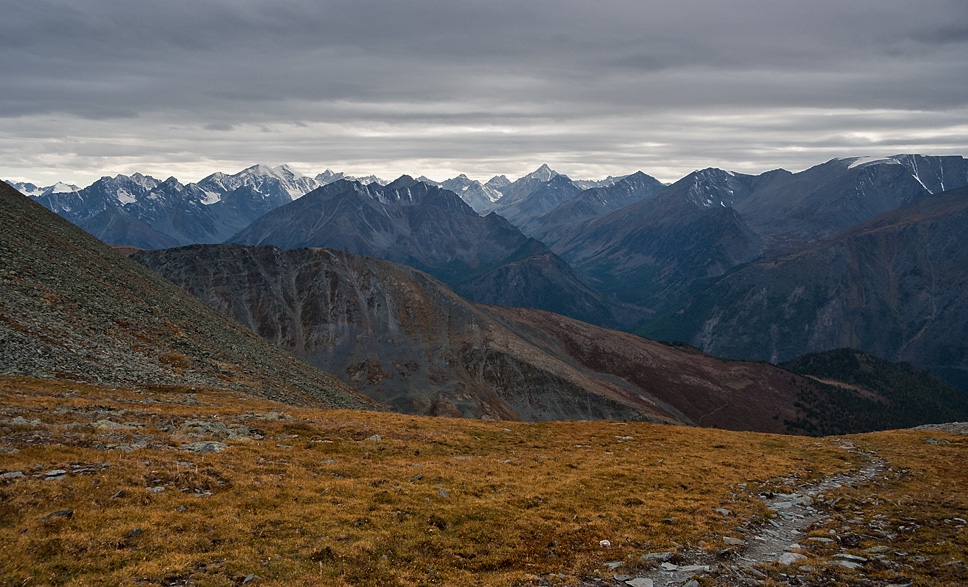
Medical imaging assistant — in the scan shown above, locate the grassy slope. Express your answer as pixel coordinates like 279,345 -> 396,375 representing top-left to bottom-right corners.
1,376 -> 964,586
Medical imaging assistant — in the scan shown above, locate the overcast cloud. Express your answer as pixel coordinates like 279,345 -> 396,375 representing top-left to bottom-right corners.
2,0 -> 967,185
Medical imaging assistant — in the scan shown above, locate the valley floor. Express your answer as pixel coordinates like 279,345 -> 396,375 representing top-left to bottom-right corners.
0,376 -> 964,586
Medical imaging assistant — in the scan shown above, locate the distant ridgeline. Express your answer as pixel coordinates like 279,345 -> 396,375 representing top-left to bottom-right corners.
8,154 -> 968,392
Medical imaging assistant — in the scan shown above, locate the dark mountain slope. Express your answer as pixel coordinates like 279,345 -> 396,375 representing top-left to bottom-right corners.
489,171 -> 583,229
78,207 -> 182,250
521,171 -> 666,245
553,169 -> 765,319
229,177 -> 618,326
134,244 -> 661,422
133,242 -> 914,434
0,182 -> 373,410
31,165 -> 323,248
734,155 -> 968,254
645,186 -> 968,373
780,348 -> 968,434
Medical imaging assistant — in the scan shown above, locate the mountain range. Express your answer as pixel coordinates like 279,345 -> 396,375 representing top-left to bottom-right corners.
8,153 -> 968,388
0,178 -> 882,433
644,185 -> 968,373
131,242 -> 968,433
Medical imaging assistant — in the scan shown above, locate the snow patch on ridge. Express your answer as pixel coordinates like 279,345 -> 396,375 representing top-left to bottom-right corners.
847,156 -> 901,170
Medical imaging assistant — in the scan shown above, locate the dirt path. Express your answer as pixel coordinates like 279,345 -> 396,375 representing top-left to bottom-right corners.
580,441 -> 896,587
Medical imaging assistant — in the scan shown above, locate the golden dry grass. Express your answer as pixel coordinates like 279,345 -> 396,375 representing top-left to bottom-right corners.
0,375 -> 964,586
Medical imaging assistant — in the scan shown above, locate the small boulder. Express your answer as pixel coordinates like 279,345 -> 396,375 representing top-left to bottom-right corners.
39,509 -> 74,522
778,552 -> 806,565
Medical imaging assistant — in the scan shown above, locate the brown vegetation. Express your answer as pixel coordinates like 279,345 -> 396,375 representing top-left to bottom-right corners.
1,375 -> 963,586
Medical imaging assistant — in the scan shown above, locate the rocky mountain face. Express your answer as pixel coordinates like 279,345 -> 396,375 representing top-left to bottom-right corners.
733,155 -> 968,254
418,174 -> 504,213
133,242 -> 884,433
5,180 -> 80,198
486,165 -> 584,228
552,168 -> 765,322
520,171 -> 666,245
227,176 -> 619,326
0,181 -> 374,410
547,155 -> 968,329
18,164 -> 392,249
645,186 -> 968,384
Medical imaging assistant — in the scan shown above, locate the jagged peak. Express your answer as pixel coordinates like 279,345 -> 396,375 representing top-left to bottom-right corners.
522,164 -> 557,182
386,175 -> 418,189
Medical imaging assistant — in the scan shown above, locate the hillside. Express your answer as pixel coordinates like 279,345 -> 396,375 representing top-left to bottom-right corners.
131,243 -> 938,435
228,177 -> 618,326
779,348 -> 968,434
644,186 -> 968,378
552,169 -> 765,319
520,171 -> 666,246
1,375 -> 964,586
0,181 -> 373,410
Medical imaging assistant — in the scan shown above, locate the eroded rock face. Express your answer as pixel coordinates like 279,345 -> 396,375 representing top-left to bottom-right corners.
0,182 -> 372,411
135,244 -> 643,421
645,187 -> 968,374
135,244 -> 852,431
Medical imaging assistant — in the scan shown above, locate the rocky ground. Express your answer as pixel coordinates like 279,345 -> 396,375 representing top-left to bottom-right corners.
564,435 -> 966,587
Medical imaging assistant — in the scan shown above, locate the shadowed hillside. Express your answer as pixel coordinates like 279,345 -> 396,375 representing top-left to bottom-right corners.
131,243 -> 943,435
0,182 -> 374,410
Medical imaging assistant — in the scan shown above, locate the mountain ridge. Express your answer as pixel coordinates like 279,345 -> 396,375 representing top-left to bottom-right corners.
0,181 -> 374,410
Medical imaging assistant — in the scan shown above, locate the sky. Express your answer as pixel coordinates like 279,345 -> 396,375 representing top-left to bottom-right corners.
2,0 -> 967,187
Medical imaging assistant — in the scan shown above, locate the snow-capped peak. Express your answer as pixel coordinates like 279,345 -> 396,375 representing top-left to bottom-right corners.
846,156 -> 902,170
46,182 -> 79,195
523,164 -> 557,183
127,173 -> 160,191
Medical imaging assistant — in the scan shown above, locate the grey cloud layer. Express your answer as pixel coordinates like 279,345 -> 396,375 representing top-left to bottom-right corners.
2,0 -> 966,183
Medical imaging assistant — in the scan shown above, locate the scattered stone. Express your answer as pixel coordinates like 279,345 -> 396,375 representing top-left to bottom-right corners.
778,552 -> 807,565
713,508 -> 731,516
613,574 -> 631,582
180,441 -> 228,453
92,419 -> 130,430
662,517 -> 675,524
39,509 -> 74,522
45,469 -> 67,477
367,434 -> 382,441
723,537 -> 745,546
864,546 -> 891,554
625,579 -> 653,587
833,553 -> 868,563
126,528 -> 144,539
604,561 -> 624,570
683,581 -> 700,587
808,537 -> 835,543
678,565 -> 709,573
660,562 -> 678,571
9,416 -> 41,427
599,540 -> 611,548
641,552 -> 674,562
242,574 -> 259,584
1,471 -> 25,481
831,559 -> 863,570
147,486 -> 165,493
